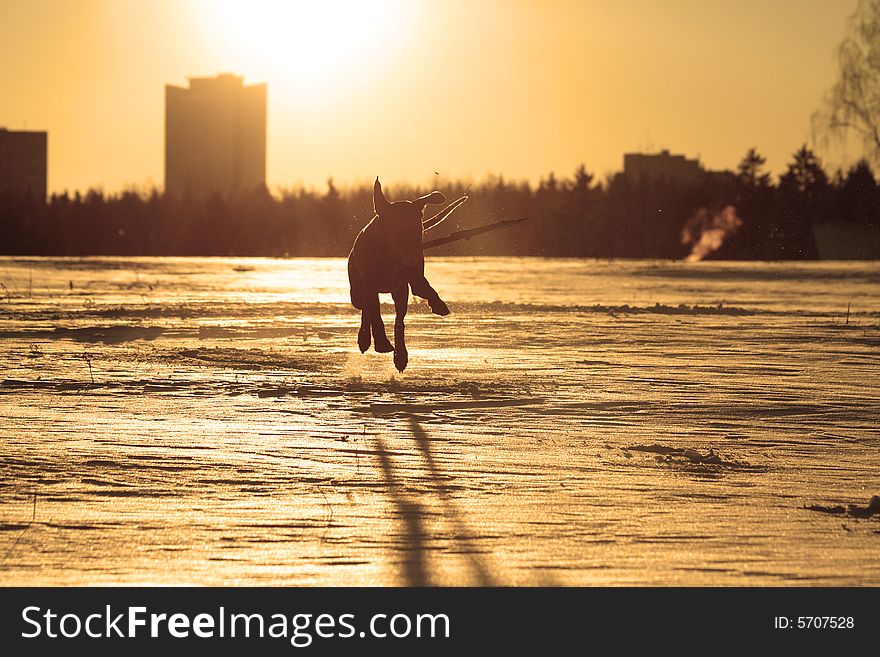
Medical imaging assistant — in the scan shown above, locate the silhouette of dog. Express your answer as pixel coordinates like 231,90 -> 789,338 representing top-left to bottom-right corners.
348,178 -> 464,371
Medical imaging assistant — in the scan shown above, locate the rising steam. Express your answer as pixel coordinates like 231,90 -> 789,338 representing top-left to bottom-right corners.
681,205 -> 742,261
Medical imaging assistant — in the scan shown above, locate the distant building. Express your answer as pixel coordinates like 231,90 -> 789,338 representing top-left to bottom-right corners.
0,128 -> 47,200
812,222 -> 880,259
623,150 -> 704,187
165,74 -> 266,199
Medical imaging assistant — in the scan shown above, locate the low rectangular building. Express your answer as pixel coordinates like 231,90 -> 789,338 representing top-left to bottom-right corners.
623,149 -> 703,187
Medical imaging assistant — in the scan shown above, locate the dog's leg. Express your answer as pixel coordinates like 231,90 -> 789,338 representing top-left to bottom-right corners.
349,259 -> 373,352
365,293 -> 393,353
358,309 -> 371,353
392,283 -> 409,372
409,271 -> 449,316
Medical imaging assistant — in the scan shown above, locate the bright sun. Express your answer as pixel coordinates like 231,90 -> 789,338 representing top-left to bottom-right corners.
196,0 -> 415,103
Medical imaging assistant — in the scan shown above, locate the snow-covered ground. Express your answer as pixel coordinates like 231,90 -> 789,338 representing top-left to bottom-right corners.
1,256 -> 878,585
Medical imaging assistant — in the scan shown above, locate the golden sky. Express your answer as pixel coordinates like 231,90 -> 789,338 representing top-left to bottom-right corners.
0,0 -> 858,194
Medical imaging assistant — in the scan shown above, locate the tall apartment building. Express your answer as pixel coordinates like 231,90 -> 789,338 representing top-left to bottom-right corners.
165,74 -> 266,199
0,128 -> 47,200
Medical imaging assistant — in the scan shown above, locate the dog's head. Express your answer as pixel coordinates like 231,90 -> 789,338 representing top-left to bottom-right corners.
373,177 -> 445,267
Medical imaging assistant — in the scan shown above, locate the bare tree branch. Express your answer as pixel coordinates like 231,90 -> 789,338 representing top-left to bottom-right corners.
814,0 -> 880,164
422,217 -> 529,250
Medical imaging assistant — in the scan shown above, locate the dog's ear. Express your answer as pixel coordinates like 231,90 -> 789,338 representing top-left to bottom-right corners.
373,177 -> 391,216
413,191 -> 446,211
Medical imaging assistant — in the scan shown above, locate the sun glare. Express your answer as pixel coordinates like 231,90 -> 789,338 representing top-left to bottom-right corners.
196,0 -> 415,104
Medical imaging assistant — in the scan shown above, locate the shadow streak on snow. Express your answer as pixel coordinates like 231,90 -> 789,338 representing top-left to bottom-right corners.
374,436 -> 432,587
373,416 -> 496,586
0,326 -> 166,344
408,416 -> 494,586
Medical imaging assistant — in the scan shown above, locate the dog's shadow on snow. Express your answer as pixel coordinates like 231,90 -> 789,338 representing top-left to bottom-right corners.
373,416 -> 495,586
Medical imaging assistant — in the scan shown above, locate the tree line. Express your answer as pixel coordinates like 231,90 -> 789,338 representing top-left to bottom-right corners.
1,145 -> 878,259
